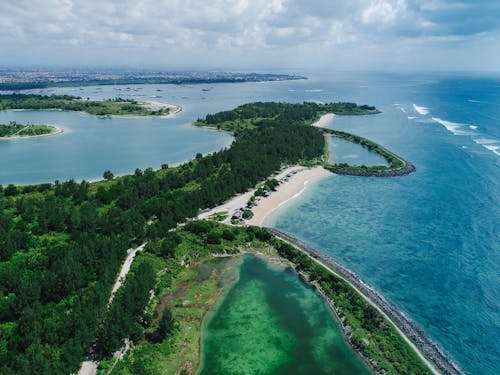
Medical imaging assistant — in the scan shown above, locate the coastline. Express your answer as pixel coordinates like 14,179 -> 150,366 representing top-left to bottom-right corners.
267,228 -> 463,375
246,166 -> 331,226
7,101 -> 182,119
198,165 -> 330,226
139,100 -> 182,118
0,125 -> 65,140
312,112 -> 335,127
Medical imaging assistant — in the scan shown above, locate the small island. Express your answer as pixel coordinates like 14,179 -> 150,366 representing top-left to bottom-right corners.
0,94 -> 177,117
0,121 -> 62,140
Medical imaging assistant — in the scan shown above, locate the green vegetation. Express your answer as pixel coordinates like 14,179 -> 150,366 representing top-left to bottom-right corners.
242,209 -> 254,219
195,101 -> 413,174
208,211 -> 228,222
195,101 -> 378,135
0,94 -> 169,116
0,122 -> 57,138
102,222 -> 431,374
0,103 -> 324,374
0,101 -> 422,374
100,223 -> 256,374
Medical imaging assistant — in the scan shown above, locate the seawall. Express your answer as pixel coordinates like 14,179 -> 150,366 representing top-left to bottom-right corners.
325,161 -> 416,177
267,228 -> 462,375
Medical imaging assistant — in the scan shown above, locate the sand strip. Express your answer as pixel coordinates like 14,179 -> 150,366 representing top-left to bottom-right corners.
312,113 -> 335,127
246,166 -> 330,226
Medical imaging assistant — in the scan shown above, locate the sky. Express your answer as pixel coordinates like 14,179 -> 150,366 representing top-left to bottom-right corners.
0,0 -> 499,72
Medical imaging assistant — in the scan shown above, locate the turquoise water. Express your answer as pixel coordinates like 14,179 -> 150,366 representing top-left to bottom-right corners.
199,256 -> 370,375
328,136 -> 388,166
2,74 -> 499,374
266,74 -> 500,375
0,108 -> 232,185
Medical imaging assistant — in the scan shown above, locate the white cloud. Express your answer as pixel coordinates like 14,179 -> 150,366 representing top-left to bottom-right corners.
0,0 -> 498,70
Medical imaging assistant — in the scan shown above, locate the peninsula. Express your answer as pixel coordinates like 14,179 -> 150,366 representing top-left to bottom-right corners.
0,100 -> 457,375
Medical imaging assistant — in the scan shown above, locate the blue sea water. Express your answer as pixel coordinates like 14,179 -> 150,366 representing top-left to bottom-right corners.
1,74 -> 499,374
267,74 -> 500,375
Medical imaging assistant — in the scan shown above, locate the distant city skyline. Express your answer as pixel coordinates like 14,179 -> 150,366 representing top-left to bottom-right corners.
1,0 -> 499,72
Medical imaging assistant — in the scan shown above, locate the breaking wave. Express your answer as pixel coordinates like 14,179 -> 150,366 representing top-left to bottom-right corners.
431,117 -> 471,136
413,104 -> 429,115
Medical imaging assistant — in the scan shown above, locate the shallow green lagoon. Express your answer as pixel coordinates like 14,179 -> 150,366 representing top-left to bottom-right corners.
328,136 -> 388,166
199,256 -> 370,375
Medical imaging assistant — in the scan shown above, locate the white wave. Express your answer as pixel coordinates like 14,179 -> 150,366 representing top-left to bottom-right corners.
407,116 -> 416,120
305,89 -> 324,92
469,125 -> 478,130
397,107 -> 406,113
473,138 -> 498,145
472,138 -> 500,156
431,117 -> 472,136
483,144 -> 500,156
468,99 -> 481,103
413,104 -> 429,115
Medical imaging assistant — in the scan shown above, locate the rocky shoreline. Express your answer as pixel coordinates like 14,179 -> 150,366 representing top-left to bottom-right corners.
267,228 -> 463,375
325,161 -> 416,177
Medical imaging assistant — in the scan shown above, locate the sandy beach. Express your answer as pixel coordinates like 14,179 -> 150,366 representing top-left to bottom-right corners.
312,113 -> 335,127
198,166 -> 330,225
246,166 -> 330,226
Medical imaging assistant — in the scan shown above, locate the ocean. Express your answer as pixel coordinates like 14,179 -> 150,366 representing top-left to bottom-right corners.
266,73 -> 500,375
1,73 -> 498,374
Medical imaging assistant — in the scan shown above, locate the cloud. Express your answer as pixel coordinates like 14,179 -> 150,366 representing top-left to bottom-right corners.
0,0 -> 498,70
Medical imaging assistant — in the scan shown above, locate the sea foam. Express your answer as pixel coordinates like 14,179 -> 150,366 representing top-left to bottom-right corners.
473,138 -> 500,155
432,117 -> 471,136
483,144 -> 500,156
472,138 -> 500,156
413,104 -> 429,115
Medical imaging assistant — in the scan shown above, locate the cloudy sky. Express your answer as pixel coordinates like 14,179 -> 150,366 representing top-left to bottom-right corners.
1,0 -> 499,72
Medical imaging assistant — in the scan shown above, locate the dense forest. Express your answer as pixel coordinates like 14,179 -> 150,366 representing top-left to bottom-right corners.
0,122 -> 56,138
0,100 -> 425,374
0,102 -> 325,374
196,101 -> 378,134
0,94 -> 169,116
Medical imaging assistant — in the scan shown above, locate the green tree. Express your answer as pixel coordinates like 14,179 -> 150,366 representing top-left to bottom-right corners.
103,170 -> 114,180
